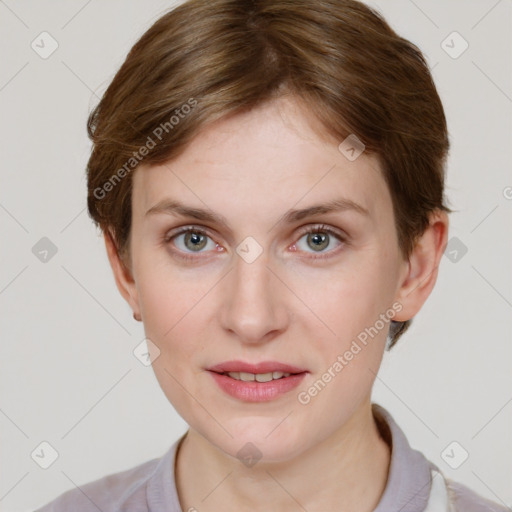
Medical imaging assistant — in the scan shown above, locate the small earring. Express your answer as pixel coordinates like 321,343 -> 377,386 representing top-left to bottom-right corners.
133,312 -> 141,321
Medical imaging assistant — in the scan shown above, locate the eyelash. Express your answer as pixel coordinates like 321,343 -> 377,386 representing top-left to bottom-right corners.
164,224 -> 347,262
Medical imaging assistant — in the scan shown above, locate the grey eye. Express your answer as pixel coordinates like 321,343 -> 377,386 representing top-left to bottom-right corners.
183,232 -> 208,251
306,232 -> 329,252
171,230 -> 216,253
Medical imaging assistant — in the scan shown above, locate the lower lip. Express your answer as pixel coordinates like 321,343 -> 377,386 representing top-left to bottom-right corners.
208,371 -> 307,402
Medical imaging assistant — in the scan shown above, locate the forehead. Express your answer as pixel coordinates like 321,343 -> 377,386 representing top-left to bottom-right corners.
133,97 -> 391,224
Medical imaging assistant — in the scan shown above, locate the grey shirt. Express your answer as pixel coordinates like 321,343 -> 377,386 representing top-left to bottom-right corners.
35,403 -> 509,511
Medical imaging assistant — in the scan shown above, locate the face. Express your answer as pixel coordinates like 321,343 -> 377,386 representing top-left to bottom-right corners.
113,97 -> 419,463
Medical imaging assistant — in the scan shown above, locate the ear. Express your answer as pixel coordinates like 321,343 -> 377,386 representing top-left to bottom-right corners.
393,210 -> 449,322
103,230 -> 141,321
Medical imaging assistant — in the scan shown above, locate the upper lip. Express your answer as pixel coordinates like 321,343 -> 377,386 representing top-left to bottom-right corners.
207,360 -> 308,374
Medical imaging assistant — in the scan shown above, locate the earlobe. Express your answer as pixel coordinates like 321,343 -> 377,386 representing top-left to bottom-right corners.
393,210 -> 449,322
103,230 -> 142,321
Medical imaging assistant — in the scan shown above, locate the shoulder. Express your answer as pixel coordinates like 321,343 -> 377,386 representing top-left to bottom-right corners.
34,456 -> 161,512
372,404 -> 509,512
447,477 -> 510,512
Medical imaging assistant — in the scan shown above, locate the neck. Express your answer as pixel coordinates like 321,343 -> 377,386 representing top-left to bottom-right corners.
175,399 -> 391,512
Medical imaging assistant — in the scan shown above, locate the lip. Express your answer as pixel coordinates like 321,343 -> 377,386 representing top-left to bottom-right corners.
207,360 -> 308,374
209,371 -> 307,402
206,360 -> 309,403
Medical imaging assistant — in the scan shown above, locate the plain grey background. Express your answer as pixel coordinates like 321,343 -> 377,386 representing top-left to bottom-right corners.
1,1 -> 511,511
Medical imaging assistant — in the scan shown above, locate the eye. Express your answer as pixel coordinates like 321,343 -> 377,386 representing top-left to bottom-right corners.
164,223 -> 346,262
165,226 -> 222,260
293,224 -> 346,258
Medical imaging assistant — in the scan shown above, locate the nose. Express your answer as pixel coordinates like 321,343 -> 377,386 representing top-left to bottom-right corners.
219,249 -> 290,345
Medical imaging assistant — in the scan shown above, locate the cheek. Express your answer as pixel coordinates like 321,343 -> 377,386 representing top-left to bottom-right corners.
293,251 -> 395,341
134,246 -> 218,339
137,265 -> 211,406
296,269 -> 388,413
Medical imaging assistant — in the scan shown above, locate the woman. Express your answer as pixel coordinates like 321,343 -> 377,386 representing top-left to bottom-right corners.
36,0 -> 507,510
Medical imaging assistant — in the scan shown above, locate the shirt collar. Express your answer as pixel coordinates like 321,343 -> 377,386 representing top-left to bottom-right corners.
146,432 -> 185,511
373,402 -> 436,511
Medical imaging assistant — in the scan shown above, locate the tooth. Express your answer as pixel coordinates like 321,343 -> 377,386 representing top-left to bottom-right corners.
255,372 -> 274,382
225,371 -> 294,382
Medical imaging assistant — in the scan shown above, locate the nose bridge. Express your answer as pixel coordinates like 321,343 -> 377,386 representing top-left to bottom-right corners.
220,248 -> 288,343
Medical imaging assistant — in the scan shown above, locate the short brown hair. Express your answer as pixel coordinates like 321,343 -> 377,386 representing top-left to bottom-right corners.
86,0 -> 451,348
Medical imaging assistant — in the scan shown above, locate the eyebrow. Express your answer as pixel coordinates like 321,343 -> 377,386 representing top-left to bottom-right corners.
145,197 -> 370,226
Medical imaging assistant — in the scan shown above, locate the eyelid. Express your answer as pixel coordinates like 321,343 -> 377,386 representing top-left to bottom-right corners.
296,223 -> 347,240
164,224 -> 212,242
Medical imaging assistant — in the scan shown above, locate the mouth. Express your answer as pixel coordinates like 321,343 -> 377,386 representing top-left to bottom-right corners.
206,360 -> 308,402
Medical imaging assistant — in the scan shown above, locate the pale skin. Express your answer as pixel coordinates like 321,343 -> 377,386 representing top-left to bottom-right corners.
105,96 -> 449,511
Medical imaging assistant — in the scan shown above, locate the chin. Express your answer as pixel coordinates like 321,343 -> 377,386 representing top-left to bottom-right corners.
211,419 -> 306,464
